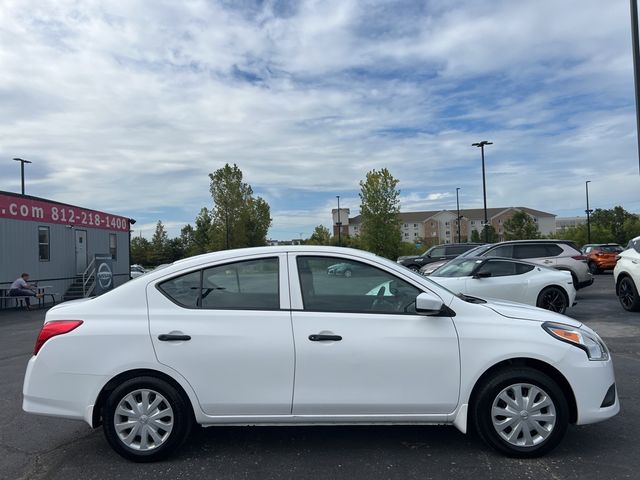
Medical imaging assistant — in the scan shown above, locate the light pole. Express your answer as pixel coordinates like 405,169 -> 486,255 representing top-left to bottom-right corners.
585,181 -> 593,243
472,141 -> 493,242
456,187 -> 461,243
13,157 -> 32,195
336,195 -> 342,247
630,0 -> 640,173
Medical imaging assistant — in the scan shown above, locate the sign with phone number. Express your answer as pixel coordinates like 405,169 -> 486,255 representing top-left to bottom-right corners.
0,193 -> 130,232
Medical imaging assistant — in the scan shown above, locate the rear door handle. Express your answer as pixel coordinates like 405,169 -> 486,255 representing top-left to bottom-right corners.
158,334 -> 191,341
309,334 -> 342,342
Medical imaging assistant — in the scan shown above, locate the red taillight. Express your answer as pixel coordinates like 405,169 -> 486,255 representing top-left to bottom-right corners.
34,320 -> 83,355
572,255 -> 587,261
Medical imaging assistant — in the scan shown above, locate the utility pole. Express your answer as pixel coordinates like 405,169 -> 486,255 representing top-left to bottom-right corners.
456,187 -> 461,243
13,157 -> 32,195
472,141 -> 493,242
630,0 -> 640,173
585,181 -> 593,243
336,195 -> 342,247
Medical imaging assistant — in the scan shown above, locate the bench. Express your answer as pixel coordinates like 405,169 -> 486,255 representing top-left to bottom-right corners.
0,293 -> 59,309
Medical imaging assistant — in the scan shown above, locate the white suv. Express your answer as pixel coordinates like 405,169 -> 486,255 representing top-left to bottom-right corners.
613,236 -> 640,311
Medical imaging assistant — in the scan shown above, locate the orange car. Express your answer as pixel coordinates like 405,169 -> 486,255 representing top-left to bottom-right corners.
584,243 -> 623,274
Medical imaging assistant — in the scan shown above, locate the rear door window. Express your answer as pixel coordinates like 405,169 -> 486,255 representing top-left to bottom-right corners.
513,244 -> 553,259
158,257 -> 280,310
446,246 -> 468,256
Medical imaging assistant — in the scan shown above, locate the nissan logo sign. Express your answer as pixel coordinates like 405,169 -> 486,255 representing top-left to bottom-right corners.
97,262 -> 113,289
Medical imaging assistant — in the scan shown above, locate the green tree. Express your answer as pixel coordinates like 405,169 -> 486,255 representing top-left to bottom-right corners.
591,206 -> 637,245
179,224 -> 196,256
149,220 -> 170,266
209,164 -> 272,249
308,224 -> 332,245
359,168 -> 402,259
130,236 -> 150,265
503,211 -> 540,240
470,229 -> 481,243
193,207 -> 214,254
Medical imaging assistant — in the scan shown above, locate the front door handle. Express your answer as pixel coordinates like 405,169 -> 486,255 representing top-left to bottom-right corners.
158,334 -> 191,341
309,334 -> 342,342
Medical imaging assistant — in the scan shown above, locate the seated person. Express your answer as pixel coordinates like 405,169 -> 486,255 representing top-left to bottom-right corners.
9,273 -> 43,310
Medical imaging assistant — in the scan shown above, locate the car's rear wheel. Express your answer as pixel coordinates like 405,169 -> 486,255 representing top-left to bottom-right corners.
102,376 -> 192,462
588,262 -> 601,275
618,276 -> 640,312
472,367 -> 569,458
536,286 -> 568,314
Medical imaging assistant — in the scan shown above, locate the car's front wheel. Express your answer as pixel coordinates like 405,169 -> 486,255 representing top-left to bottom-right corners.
536,286 -> 568,314
618,276 -> 640,312
102,376 -> 192,462
472,367 -> 569,458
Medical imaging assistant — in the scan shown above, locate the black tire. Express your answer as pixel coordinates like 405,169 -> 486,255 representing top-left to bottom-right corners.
408,265 -> 420,272
102,376 -> 192,462
471,367 -> 569,458
588,262 -> 601,275
618,276 -> 640,312
536,286 -> 568,314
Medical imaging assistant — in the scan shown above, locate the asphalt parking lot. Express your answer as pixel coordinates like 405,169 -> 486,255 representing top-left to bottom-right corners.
1,274 -> 638,480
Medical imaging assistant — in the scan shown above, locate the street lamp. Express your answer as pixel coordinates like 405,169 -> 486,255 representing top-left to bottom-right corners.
13,157 -> 32,195
456,187 -> 462,243
585,181 -> 593,243
472,141 -> 493,242
336,195 -> 342,247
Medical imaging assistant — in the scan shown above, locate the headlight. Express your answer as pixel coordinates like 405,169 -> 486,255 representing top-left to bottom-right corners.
542,322 -> 609,361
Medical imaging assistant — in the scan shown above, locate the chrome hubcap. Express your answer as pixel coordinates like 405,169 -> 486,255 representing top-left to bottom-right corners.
491,383 -> 556,448
114,389 -> 174,451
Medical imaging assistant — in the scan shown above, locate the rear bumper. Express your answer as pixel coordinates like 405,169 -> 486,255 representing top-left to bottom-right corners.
576,277 -> 595,289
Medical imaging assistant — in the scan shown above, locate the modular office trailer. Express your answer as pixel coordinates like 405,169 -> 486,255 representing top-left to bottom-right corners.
0,190 -> 131,304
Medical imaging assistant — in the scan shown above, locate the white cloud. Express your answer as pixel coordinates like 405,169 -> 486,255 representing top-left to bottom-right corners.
0,0 -> 637,241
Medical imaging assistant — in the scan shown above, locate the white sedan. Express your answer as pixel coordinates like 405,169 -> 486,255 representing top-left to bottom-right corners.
428,257 -> 576,314
23,246 -> 617,462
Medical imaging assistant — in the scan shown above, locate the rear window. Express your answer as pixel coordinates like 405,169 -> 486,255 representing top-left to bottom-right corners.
446,246 -> 469,256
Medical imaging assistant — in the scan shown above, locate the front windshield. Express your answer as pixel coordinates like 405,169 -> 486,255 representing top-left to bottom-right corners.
458,244 -> 493,258
432,258 -> 482,277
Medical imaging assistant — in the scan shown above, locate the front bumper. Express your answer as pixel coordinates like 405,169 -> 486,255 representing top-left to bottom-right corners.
560,347 -> 620,425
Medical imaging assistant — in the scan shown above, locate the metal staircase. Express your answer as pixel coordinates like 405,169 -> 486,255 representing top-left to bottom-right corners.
63,259 -> 96,300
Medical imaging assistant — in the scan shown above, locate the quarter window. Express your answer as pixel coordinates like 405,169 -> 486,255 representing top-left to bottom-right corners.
38,226 -> 50,261
297,256 -> 422,314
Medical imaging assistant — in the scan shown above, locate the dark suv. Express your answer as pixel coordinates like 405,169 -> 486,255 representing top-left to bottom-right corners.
397,243 -> 483,272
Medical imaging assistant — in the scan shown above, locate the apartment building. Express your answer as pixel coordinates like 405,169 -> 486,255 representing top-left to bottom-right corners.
335,207 -> 556,243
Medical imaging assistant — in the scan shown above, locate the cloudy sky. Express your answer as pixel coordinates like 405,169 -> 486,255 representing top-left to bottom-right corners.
1,0 -> 639,240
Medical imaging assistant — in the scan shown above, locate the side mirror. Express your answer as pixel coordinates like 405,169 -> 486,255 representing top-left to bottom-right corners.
415,292 -> 444,316
473,271 -> 492,279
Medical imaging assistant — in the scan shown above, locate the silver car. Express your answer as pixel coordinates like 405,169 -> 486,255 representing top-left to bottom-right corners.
442,240 -> 593,289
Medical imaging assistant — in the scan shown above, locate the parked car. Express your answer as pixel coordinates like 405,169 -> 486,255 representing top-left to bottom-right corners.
397,243 -> 483,271
326,261 -> 368,277
584,244 -> 623,274
23,246 -> 618,461
428,257 -> 576,314
130,265 -> 147,278
613,236 -> 640,311
431,240 -> 594,290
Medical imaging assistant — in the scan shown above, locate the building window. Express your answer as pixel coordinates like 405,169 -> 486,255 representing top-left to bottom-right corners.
404,223 -> 408,227
471,220 -> 476,225
109,233 -> 117,260
445,231 -> 451,235
413,223 -> 418,227
414,232 -> 418,237
404,233 -> 409,237
38,226 -> 50,261
445,221 -> 450,226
